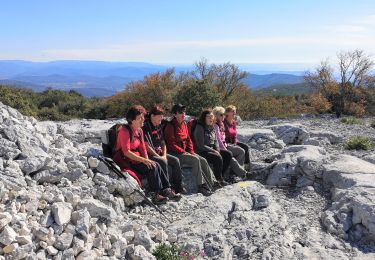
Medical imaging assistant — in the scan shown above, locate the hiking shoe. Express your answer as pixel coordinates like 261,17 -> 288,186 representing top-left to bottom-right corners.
163,188 -> 182,201
246,171 -> 256,180
231,176 -> 243,183
152,193 -> 169,205
175,186 -> 187,195
198,184 -> 213,196
212,181 -> 222,191
219,179 -> 230,186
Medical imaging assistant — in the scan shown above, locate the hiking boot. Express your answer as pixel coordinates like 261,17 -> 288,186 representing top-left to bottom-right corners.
230,176 -> 243,183
246,171 -> 256,180
219,179 -> 230,186
163,188 -> 182,201
175,186 -> 187,195
198,184 -> 213,196
152,193 -> 169,205
212,181 -> 222,191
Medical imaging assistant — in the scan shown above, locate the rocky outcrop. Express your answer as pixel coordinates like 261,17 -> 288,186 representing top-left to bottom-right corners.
266,123 -> 310,145
237,128 -> 285,150
1,101 -> 375,259
263,144 -> 375,246
266,145 -> 328,187
0,102 -> 152,259
322,155 -> 375,242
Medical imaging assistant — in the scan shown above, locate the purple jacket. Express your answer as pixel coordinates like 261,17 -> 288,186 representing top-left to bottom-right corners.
214,124 -> 227,150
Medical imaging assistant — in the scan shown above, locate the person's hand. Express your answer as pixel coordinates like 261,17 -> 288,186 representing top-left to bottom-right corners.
142,158 -> 156,169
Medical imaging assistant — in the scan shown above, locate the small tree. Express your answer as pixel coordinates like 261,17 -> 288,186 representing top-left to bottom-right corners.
308,92 -> 332,114
193,58 -> 249,102
305,49 -> 375,117
174,79 -> 221,117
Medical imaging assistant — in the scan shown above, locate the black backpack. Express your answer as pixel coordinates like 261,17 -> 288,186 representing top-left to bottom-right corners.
102,124 -> 142,158
188,118 -> 198,141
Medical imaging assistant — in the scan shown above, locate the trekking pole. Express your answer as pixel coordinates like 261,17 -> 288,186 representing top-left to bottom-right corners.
200,168 -> 213,192
97,155 -> 172,223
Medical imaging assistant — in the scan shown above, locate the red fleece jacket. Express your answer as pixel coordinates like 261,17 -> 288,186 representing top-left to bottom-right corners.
164,117 -> 195,154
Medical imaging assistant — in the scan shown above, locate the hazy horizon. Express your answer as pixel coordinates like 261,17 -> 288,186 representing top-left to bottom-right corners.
0,59 -> 314,73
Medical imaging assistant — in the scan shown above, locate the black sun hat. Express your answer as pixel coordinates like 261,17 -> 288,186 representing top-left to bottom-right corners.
171,103 -> 186,114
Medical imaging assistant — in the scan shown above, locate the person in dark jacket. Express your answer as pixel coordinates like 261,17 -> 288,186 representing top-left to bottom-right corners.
143,105 -> 186,194
113,105 -> 181,204
164,104 -> 217,196
193,109 -> 231,185
224,105 -> 251,170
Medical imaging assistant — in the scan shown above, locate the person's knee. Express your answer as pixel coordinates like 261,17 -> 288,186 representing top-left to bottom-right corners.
158,160 -> 168,170
198,156 -> 208,165
239,142 -> 249,151
214,153 -> 224,164
222,150 -> 232,158
186,155 -> 200,167
238,147 -> 245,155
170,156 -> 181,167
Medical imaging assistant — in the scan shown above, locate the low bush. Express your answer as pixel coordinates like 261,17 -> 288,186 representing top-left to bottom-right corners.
345,136 -> 375,150
153,243 -> 205,260
340,117 -> 364,125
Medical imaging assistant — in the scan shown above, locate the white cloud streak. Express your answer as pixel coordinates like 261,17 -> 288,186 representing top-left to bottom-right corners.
3,14 -> 373,63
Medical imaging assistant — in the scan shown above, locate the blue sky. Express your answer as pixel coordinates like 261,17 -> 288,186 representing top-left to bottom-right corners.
1,0 -> 375,68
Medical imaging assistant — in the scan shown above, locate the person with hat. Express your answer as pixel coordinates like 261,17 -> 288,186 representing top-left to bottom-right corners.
164,104 -> 217,196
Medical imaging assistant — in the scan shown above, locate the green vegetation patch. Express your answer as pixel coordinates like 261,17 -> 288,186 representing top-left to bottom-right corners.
153,243 -> 205,260
345,136 -> 375,150
340,117 -> 364,125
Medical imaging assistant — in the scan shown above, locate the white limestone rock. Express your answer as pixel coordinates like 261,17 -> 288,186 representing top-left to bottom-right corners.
51,202 -> 73,226
266,123 -> 310,145
0,226 -> 18,246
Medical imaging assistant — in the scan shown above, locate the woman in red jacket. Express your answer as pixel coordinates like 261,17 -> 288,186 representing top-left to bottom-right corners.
164,104 -> 217,196
224,105 -> 250,170
113,105 -> 181,204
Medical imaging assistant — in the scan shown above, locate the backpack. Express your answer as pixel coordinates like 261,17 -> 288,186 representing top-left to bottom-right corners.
187,118 -> 198,141
101,124 -> 142,158
161,118 -> 172,134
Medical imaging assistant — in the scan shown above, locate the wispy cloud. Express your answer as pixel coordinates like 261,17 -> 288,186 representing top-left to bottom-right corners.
41,33 -> 375,63
16,14 -> 371,63
325,14 -> 375,35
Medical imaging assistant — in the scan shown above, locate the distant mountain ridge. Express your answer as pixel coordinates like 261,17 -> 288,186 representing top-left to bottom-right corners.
0,60 -> 306,97
244,73 -> 304,89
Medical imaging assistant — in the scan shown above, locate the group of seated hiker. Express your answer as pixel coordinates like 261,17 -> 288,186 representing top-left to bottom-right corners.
112,103 -> 251,204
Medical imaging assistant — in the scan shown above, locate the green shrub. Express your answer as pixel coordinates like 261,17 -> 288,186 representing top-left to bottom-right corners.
345,136 -> 375,150
37,107 -> 70,121
174,79 -> 221,117
371,120 -> 375,128
0,86 -> 38,117
340,117 -> 364,125
153,244 -> 180,260
152,243 -> 206,260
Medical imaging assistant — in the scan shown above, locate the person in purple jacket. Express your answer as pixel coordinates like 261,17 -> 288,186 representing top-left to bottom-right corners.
213,106 -> 248,179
